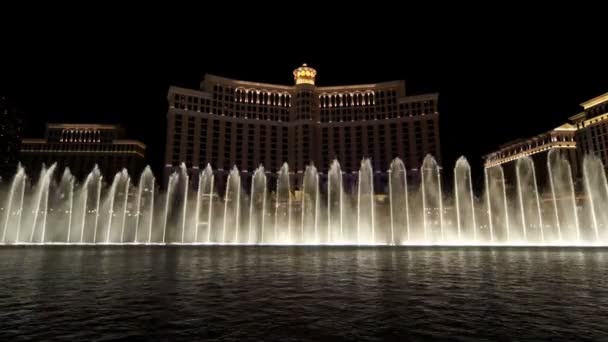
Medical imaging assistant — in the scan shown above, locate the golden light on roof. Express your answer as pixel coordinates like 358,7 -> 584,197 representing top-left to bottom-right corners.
581,92 -> 608,110
293,63 -> 317,85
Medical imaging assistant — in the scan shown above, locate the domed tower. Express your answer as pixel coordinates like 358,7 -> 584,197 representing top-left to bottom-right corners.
291,64 -> 319,172
293,63 -> 317,86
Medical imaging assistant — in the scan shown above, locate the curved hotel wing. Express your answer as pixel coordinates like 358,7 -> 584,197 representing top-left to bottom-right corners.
165,65 -> 440,182
483,92 -> 608,186
20,123 -> 146,180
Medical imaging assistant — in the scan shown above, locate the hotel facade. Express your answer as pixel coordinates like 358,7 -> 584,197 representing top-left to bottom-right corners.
484,92 -> 608,185
0,95 -> 23,181
570,93 -> 608,165
165,65 -> 440,183
20,123 -> 146,180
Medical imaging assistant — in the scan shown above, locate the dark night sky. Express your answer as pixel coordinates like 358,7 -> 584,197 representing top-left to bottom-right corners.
2,10 -> 607,184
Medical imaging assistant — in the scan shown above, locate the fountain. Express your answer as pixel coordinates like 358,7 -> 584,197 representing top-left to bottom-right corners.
583,155 -> 608,242
134,166 -> 155,243
301,164 -> 319,243
485,165 -> 509,242
357,159 -> 375,244
454,157 -> 476,242
515,157 -> 543,243
2,153 -> 608,246
327,160 -> 344,243
547,149 -> 579,242
389,158 -> 410,244
421,155 -> 443,242
77,165 -> 102,243
27,163 -> 57,243
222,166 -> 242,244
47,168 -> 75,243
2,164 -> 26,243
248,165 -> 266,244
274,163 -> 291,244
162,171 -> 178,244
100,169 -> 130,244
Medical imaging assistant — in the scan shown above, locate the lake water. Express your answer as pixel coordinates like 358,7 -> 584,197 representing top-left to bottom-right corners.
0,246 -> 607,341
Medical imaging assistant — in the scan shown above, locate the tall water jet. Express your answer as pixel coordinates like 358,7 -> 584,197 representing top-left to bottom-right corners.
47,168 -> 75,242
28,163 -> 57,243
178,164 -> 189,243
103,169 -> 129,243
314,172 -> 320,243
161,164 -> 189,243
485,165 -> 510,242
193,170 -> 202,243
134,166 -> 155,243
24,165 -> 46,242
484,168 -> 493,242
40,164 -> 57,243
389,158 -> 410,244
65,170 -> 75,243
162,171 -> 178,244
197,164 -> 214,244
222,166 -> 242,243
248,165 -> 267,244
120,176 -> 130,243
547,149 -> 579,242
77,166 -> 102,243
1,165 -> 26,243
357,158 -> 375,244
454,157 -> 477,242
301,164 -> 319,243
93,172 -> 103,243
192,171 -> 204,243
274,163 -> 292,244
421,155 -> 443,242
327,160 -> 344,243
583,155 -> 608,242
515,157 -> 544,243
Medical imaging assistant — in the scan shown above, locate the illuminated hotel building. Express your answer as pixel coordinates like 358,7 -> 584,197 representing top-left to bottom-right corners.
165,65 -> 440,182
570,92 -> 608,166
20,123 -> 146,180
483,123 -> 578,186
0,95 -> 23,181
484,92 -> 608,183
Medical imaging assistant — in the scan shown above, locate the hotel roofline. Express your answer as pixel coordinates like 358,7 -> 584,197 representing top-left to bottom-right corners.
20,138 -> 147,150
202,74 -> 407,93
580,92 -> 608,110
484,123 -> 577,167
46,123 -> 123,130
484,91 -> 608,169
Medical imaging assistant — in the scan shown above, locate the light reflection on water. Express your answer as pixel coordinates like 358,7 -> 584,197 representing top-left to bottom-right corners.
0,247 -> 606,340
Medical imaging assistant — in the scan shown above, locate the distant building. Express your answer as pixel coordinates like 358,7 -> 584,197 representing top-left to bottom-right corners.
484,91 -> 608,184
0,95 -> 23,181
165,64 -> 440,183
20,123 -> 146,180
570,92 -> 608,167
483,123 -> 578,187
